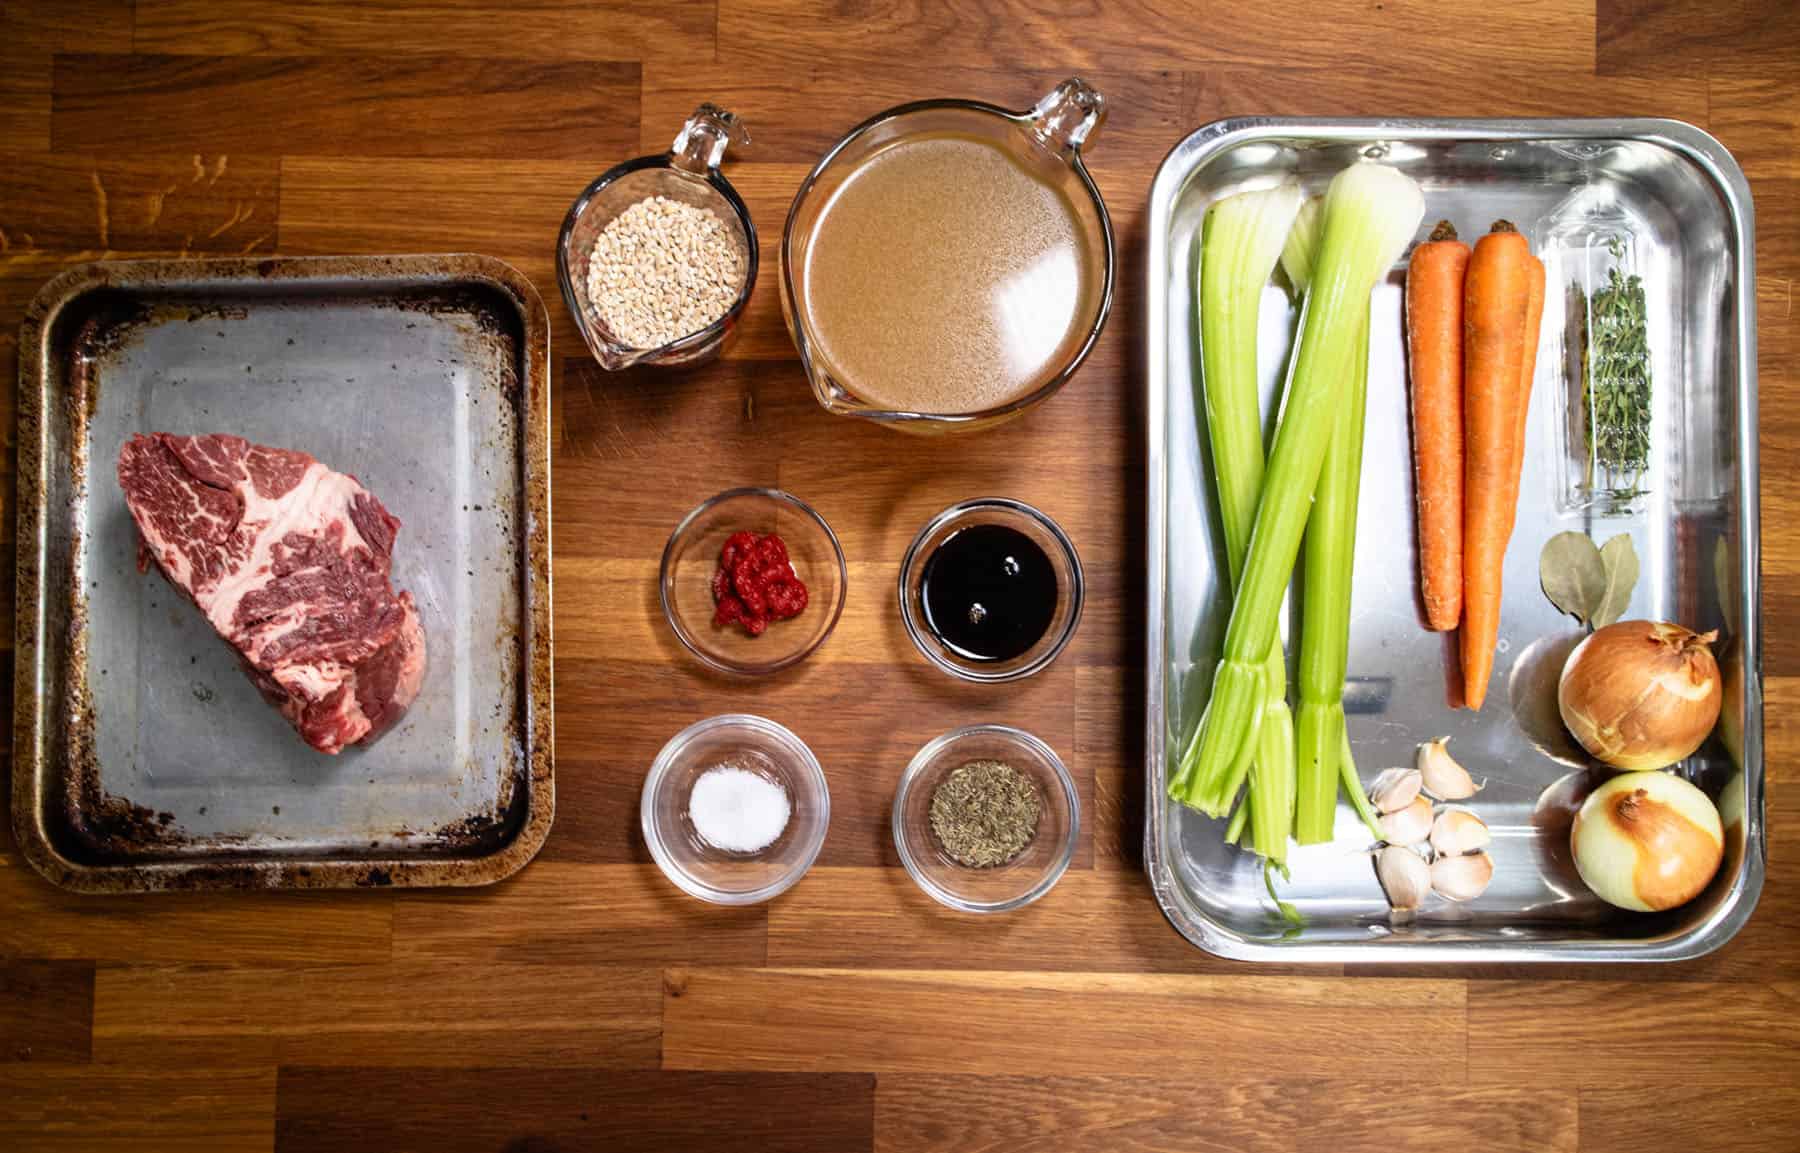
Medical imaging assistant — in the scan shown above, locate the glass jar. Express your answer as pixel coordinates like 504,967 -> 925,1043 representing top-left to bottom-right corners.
1543,185 -> 1654,516
556,104 -> 758,370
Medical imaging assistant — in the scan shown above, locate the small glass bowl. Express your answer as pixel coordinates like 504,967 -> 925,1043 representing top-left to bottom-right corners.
898,498 -> 1083,682
661,488 -> 847,675
641,714 -> 830,905
892,724 -> 1080,913
556,103 -> 758,370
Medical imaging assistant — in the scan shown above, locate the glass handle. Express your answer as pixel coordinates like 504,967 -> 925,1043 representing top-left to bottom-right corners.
669,102 -> 749,175
1026,77 -> 1105,156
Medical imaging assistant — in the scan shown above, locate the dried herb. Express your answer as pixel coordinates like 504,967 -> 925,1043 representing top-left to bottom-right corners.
1594,533 -> 1639,628
928,759 -> 1041,868
1579,239 -> 1651,494
1540,530 -> 1638,629
1540,531 -> 1607,624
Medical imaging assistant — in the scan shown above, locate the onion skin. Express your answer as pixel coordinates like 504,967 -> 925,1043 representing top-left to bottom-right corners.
1570,771 -> 1723,911
1558,620 -> 1722,771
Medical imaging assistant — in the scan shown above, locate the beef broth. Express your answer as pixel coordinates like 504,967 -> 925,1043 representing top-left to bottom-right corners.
800,131 -> 1098,415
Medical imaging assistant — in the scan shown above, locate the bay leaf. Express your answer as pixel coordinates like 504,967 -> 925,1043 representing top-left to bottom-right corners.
1593,533 -> 1640,628
1540,531 -> 1607,624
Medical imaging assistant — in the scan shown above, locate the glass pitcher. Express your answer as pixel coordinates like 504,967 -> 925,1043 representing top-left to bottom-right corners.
780,78 -> 1115,433
556,104 -> 758,371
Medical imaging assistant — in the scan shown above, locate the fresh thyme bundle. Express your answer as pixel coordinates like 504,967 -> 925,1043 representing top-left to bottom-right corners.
1579,241 -> 1651,497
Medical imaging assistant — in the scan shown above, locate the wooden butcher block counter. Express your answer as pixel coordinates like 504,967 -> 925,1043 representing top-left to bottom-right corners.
2,1 -> 1798,1149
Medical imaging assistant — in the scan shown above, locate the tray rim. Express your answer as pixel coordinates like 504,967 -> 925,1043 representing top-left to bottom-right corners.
1142,117 -> 1764,963
11,252 -> 556,893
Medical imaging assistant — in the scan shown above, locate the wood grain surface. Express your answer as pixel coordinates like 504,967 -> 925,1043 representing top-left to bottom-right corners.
1,1 -> 1796,1149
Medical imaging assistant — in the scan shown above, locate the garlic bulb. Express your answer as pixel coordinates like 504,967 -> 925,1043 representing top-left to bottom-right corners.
1379,796 -> 1433,846
1376,845 -> 1431,912
1368,767 -> 1423,814
1430,851 -> 1494,901
1416,737 -> 1482,800
1429,809 -> 1492,856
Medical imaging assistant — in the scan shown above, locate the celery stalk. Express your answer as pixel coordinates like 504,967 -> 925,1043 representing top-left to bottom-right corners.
1264,860 -> 1302,926
1295,311 -> 1370,842
1292,702 -> 1344,842
1169,184 -> 1303,857
1196,183 -> 1302,579
1338,726 -> 1386,842
1279,195 -> 1324,298
1282,190 -> 1384,845
1248,672 -> 1296,860
1224,790 -> 1250,846
1181,163 -> 1423,813
1281,194 -> 1336,838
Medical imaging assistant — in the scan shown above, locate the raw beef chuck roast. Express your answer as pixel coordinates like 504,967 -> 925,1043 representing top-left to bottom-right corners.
117,433 -> 427,754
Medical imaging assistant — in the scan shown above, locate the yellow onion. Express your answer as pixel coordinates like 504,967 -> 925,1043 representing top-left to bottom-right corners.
1717,643 -> 1744,770
1570,771 -> 1723,911
1558,620 -> 1722,771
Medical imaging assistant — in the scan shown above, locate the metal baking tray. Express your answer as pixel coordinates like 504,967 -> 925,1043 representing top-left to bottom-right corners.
1145,119 -> 1762,961
13,254 -> 554,892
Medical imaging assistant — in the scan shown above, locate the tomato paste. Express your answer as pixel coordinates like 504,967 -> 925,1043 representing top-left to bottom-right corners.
712,531 -> 809,636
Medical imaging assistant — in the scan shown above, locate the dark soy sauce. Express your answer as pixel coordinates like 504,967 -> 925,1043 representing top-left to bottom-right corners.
920,524 -> 1057,663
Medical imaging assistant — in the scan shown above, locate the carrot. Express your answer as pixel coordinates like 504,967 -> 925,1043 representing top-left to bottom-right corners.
1502,252 -> 1547,535
1459,220 -> 1533,710
1405,220 -> 1470,631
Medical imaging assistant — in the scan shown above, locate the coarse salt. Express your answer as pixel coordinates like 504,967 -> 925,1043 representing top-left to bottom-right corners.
687,764 -> 791,853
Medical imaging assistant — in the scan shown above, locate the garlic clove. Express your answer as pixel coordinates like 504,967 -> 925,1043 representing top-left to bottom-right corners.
1430,850 -> 1495,901
1417,737 -> 1483,800
1379,796 -> 1434,846
1429,809 -> 1493,857
1376,845 -> 1432,912
1369,767 -> 1424,814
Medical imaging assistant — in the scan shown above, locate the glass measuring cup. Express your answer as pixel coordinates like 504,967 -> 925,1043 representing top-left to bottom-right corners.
780,78 -> 1114,432
556,104 -> 758,370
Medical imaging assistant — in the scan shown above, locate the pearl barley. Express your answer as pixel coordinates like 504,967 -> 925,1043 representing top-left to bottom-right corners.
587,195 -> 744,349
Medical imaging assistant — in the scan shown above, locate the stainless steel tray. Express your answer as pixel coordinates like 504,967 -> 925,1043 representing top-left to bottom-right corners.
13,254 -> 554,892
1145,119 -> 1762,962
